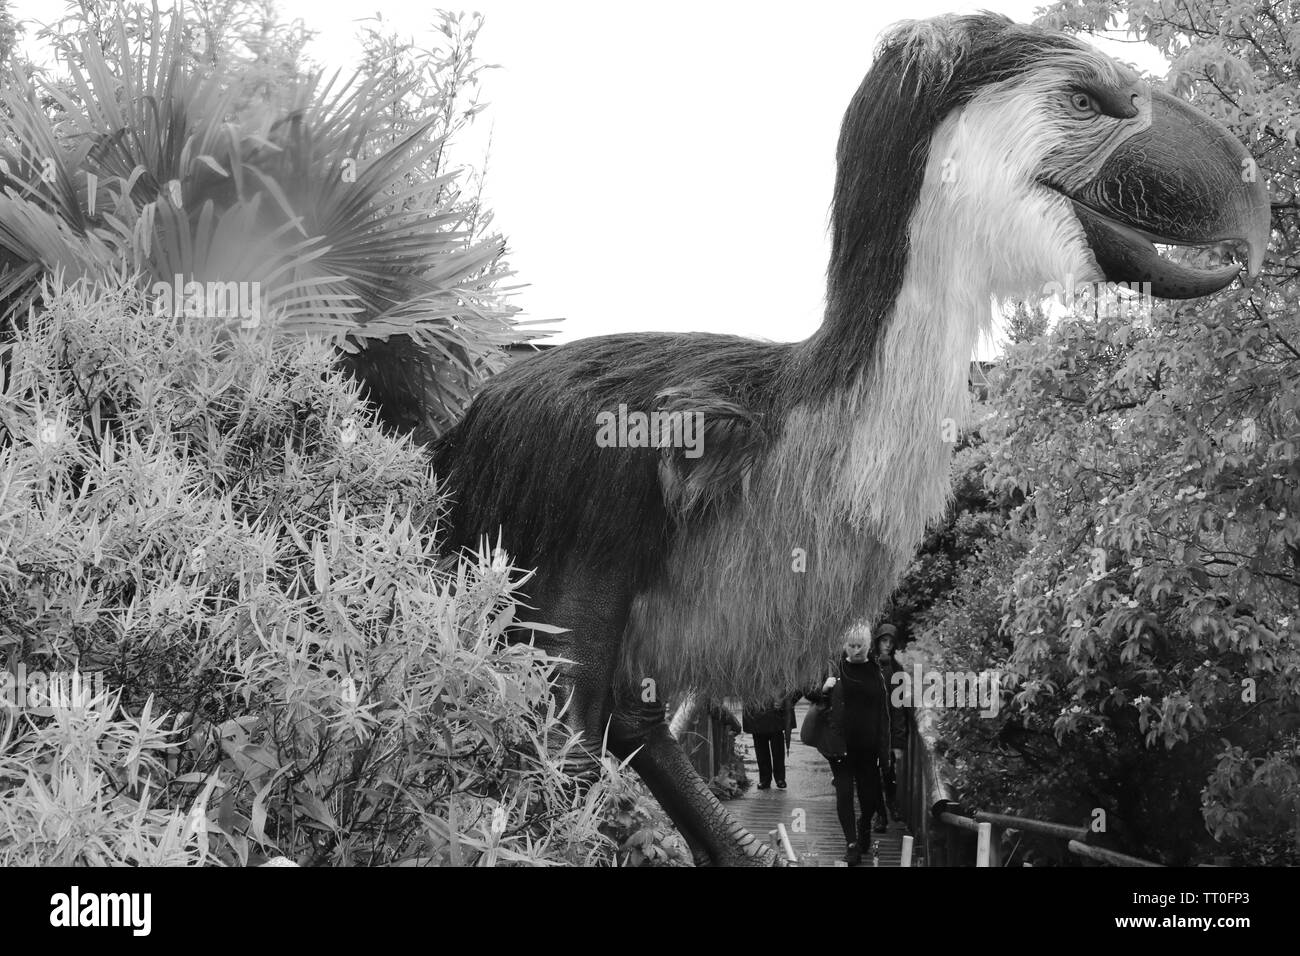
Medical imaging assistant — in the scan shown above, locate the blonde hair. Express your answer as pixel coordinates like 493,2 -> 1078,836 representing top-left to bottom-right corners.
843,621 -> 874,646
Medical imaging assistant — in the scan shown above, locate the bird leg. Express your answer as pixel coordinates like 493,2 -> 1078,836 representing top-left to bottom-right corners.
519,560 -> 774,865
608,688 -> 776,867
518,562 -> 635,780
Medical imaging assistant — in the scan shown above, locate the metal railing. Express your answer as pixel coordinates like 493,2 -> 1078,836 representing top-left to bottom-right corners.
901,708 -> 1162,867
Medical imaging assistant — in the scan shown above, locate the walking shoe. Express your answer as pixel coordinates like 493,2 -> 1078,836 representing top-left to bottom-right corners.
843,842 -> 862,866
757,782 -> 771,790
776,780 -> 787,789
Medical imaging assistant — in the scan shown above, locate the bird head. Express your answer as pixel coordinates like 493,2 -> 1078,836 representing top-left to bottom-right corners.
829,14 -> 1270,313
1038,83 -> 1269,299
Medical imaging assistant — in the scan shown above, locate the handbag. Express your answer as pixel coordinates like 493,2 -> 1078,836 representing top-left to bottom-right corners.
799,700 -> 828,747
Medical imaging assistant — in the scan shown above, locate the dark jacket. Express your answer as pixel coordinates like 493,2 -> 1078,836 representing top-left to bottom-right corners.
804,655 -> 901,758
876,654 -> 911,752
742,694 -> 798,737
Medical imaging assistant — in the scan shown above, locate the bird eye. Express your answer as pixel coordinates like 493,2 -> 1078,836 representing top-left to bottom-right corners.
1070,91 -> 1096,115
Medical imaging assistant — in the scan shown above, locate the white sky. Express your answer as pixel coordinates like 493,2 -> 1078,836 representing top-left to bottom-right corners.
11,1 -> 1169,355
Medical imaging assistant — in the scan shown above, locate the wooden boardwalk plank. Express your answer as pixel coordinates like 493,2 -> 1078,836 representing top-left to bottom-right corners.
721,701 -> 909,867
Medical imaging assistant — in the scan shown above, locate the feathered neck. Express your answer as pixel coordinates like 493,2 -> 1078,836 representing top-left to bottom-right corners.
779,12 -> 1096,406
776,106 -> 998,560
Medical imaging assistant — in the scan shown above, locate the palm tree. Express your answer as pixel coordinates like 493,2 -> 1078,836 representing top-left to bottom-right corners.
0,4 -> 522,440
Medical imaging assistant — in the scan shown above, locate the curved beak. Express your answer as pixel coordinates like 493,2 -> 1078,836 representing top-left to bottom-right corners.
1068,90 -> 1271,299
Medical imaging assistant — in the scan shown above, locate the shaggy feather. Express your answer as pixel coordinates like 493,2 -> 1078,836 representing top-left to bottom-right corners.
431,333 -> 787,588
655,386 -> 765,521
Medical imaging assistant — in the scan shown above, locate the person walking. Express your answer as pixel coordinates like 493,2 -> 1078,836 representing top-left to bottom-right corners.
743,695 -> 796,789
870,624 -> 909,832
804,622 -> 897,865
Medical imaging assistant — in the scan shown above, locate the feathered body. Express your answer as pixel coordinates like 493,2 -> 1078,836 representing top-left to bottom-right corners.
433,16 -> 1119,703
434,257 -> 985,703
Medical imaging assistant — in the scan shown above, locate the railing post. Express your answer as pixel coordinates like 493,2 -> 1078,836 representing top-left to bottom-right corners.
911,727 -> 925,863
988,824 -> 1002,867
976,821 -> 992,867
774,823 -> 796,863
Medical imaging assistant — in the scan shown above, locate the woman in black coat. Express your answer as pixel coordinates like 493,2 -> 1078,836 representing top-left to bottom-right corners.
804,623 -> 906,865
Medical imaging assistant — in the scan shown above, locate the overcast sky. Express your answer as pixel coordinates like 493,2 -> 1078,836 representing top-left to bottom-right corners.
12,1 -> 1169,354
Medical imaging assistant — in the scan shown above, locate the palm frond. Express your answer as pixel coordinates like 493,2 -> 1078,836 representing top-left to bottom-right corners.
0,3 -> 539,437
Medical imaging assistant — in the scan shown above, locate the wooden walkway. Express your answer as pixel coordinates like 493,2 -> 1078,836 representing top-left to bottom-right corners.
724,702 -> 910,867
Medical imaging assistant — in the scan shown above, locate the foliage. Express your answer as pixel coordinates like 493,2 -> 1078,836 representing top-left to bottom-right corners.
30,1 -> 315,115
0,0 -> 18,73
355,11 -> 500,245
0,2 -> 528,441
707,769 -> 744,800
889,0 -> 1300,864
0,278 -> 642,865
707,749 -> 751,801
598,750 -> 692,866
887,437 -> 1013,642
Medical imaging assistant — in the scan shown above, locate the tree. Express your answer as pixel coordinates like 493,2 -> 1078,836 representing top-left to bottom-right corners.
893,0 -> 1300,864
0,0 -> 19,72
0,2 -> 526,439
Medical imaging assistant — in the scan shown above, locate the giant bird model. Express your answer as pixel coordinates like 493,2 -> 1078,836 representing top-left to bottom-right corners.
416,13 -> 1271,865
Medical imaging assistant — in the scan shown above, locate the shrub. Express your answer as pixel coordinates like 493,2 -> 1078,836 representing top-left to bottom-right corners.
0,277 -> 657,865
